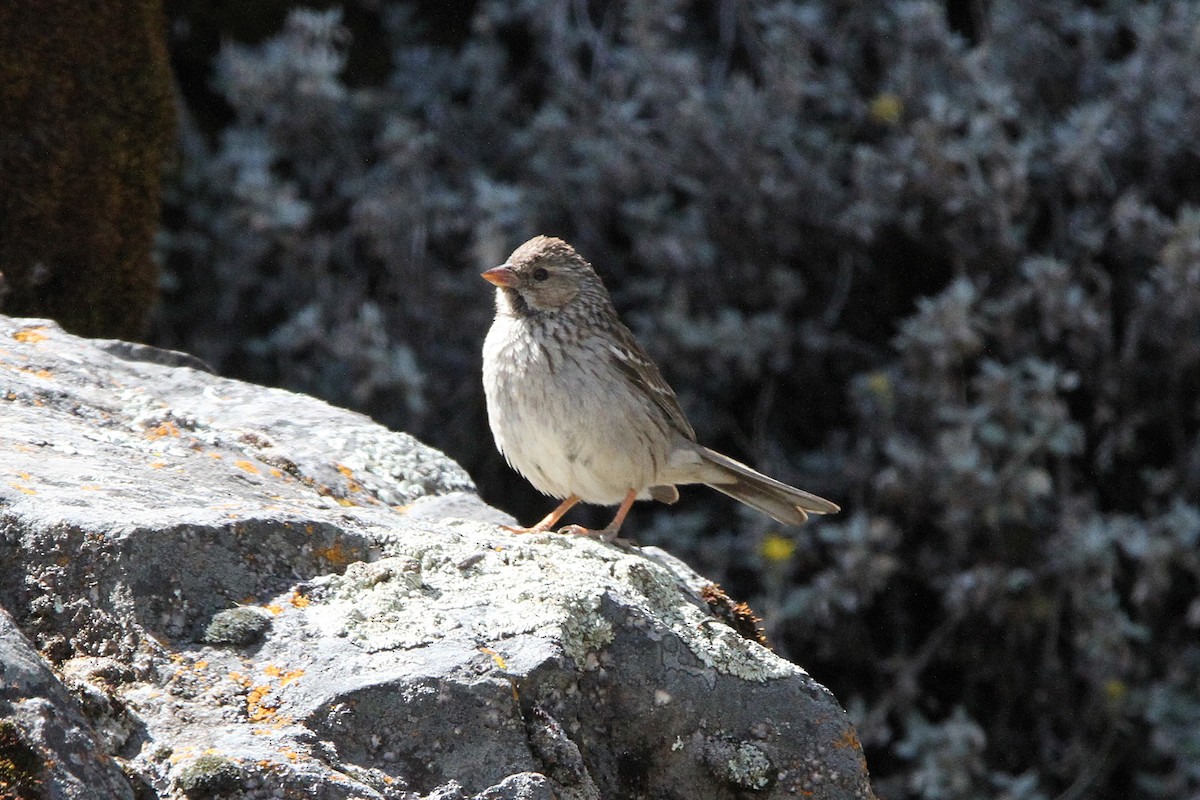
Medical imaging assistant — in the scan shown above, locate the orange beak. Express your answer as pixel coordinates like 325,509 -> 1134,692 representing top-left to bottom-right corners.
481,265 -> 518,288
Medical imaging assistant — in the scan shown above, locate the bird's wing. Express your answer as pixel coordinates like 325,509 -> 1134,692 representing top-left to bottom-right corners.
602,321 -> 697,442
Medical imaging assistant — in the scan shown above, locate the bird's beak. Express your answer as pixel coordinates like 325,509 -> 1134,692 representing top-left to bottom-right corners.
481,264 -> 518,288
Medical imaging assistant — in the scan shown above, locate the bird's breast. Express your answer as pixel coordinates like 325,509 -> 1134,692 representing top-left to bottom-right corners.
482,316 -> 673,504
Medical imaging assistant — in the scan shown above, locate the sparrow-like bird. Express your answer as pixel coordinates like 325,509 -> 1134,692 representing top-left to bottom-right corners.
481,236 -> 839,540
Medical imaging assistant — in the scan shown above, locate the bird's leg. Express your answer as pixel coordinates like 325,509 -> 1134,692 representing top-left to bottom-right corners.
500,495 -> 580,534
560,489 -> 637,543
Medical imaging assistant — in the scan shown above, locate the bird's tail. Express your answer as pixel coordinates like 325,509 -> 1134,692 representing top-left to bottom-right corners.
698,446 -> 840,527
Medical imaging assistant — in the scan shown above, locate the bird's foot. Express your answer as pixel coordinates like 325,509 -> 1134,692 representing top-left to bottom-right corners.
558,524 -> 621,543
498,523 -> 554,535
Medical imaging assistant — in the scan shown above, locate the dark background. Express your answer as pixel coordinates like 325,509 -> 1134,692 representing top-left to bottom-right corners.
146,1 -> 1200,797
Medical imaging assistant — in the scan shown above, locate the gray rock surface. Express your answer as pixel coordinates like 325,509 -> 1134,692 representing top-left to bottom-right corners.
0,315 -> 875,799
0,609 -> 136,800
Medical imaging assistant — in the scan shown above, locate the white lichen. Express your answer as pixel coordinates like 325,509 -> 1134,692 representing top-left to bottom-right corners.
310,522 -> 800,681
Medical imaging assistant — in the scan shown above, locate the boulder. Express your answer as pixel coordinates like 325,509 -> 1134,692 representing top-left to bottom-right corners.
0,609 -> 136,799
0,315 -> 874,799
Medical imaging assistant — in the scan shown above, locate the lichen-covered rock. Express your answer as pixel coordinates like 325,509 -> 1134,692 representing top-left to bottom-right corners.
0,315 -> 874,799
0,609 -> 135,800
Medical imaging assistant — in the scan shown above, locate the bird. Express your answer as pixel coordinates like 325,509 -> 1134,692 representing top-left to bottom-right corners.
481,235 -> 839,540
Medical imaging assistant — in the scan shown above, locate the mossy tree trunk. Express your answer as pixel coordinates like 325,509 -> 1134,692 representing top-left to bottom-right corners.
0,1 -> 176,340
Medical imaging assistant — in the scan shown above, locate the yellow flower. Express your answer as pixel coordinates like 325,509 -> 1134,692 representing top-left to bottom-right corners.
1103,679 -> 1128,707
869,93 -> 903,125
866,371 -> 892,400
760,533 -> 796,563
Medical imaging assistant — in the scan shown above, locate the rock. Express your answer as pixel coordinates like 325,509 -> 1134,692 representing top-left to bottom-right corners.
0,608 -> 135,799
0,315 -> 876,799
175,752 -> 244,798
201,607 -> 273,647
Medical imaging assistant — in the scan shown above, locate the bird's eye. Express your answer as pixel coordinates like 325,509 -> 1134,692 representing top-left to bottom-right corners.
532,267 -> 550,282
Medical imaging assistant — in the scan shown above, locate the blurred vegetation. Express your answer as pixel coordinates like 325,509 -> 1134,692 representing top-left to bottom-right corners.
153,1 -> 1200,797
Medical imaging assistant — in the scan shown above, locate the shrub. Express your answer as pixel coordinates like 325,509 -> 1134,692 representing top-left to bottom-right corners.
156,2 -> 1200,796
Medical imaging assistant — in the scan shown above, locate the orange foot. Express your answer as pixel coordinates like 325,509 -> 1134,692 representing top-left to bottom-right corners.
499,495 -> 580,535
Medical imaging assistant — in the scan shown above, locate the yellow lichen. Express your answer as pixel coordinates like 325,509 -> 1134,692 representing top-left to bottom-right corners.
12,328 -> 48,344
479,646 -> 508,670
315,541 -> 354,566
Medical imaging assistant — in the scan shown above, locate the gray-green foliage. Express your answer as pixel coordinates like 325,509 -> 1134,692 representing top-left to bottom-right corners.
156,2 -> 1200,796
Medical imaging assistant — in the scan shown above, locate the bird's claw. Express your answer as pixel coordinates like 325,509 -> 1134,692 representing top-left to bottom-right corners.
498,523 -> 552,535
558,524 -> 620,543
498,522 -> 630,545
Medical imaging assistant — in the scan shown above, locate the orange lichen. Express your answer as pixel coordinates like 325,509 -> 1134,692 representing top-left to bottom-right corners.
261,665 -> 303,684
233,460 -> 260,475
832,727 -> 862,751
13,328 -> 48,343
279,670 -> 304,686
146,421 -> 180,439
244,666 -> 304,725
334,463 -> 366,495
315,541 -> 354,566
246,685 -> 276,722
479,647 -> 508,670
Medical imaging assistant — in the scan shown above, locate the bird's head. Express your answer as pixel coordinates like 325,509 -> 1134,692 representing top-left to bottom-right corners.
482,236 -> 605,315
